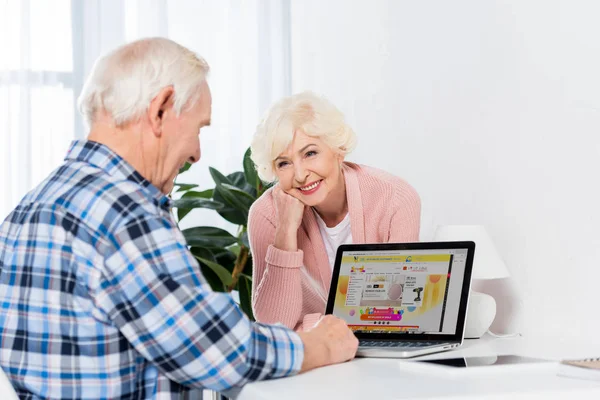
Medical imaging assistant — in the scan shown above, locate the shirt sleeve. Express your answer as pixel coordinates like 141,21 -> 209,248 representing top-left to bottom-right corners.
94,213 -> 304,392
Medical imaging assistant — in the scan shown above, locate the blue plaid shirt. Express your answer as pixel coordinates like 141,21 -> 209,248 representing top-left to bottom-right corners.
0,140 -> 303,399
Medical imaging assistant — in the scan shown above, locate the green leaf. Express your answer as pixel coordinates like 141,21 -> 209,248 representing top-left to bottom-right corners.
179,162 -> 192,174
175,190 -> 216,221
178,208 -> 192,223
191,247 -> 226,292
243,148 -> 259,190
208,169 -> 248,224
214,249 -> 237,273
243,252 -> 253,277
182,227 -> 238,248
238,275 -> 254,320
195,255 -> 233,286
240,231 -> 250,248
193,247 -> 236,274
214,197 -> 247,225
209,166 -> 232,186
228,171 -> 256,198
222,183 -> 255,204
228,171 -> 246,188
258,180 -> 274,197
172,197 -> 223,210
174,183 -> 198,192
228,244 -> 241,257
182,189 -> 214,199
215,183 -> 251,215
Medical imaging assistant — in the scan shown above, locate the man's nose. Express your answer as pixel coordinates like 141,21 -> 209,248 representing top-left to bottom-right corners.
189,147 -> 201,164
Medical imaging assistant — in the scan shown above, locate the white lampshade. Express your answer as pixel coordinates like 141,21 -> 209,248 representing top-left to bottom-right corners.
434,225 -> 509,280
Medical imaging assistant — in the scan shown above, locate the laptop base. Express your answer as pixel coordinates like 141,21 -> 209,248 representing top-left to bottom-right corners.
356,342 -> 460,359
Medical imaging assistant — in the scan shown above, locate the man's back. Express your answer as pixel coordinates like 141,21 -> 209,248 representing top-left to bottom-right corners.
0,141 -> 305,398
0,36 -> 363,399
0,141 -> 193,397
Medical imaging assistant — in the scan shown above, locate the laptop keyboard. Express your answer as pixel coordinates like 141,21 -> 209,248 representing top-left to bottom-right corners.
359,340 -> 444,349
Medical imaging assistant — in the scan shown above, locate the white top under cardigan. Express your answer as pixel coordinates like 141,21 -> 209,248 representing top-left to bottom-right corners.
313,209 -> 353,269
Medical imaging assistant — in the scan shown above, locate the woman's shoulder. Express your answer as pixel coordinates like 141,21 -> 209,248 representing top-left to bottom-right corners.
345,162 -> 415,190
249,185 -> 276,222
345,162 -> 420,205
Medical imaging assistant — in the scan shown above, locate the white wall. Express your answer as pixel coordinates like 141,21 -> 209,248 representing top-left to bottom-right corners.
158,0 -> 292,232
291,0 -> 600,340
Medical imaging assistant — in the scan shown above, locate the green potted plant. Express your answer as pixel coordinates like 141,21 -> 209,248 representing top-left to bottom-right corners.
172,148 -> 271,320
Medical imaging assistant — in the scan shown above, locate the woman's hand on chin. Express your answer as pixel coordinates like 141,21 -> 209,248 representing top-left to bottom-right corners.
273,185 -> 305,251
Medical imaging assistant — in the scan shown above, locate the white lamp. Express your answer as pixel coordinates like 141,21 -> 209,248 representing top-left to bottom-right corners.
434,225 -> 509,339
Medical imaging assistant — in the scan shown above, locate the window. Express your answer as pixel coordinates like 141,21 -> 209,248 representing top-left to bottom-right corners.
0,0 -> 75,217
0,0 -> 291,225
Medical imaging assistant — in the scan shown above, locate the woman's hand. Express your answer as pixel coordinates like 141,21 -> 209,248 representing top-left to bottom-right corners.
273,186 -> 305,251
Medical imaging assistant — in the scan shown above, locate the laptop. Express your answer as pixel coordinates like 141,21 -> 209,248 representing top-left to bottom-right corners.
326,241 -> 475,358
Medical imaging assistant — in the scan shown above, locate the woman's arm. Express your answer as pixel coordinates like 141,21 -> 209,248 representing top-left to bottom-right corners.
248,206 -> 304,329
388,182 -> 422,242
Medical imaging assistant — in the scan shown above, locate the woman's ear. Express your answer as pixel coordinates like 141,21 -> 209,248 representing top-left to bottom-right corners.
148,86 -> 175,137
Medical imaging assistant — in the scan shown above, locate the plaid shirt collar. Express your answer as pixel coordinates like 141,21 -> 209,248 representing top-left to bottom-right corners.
65,140 -> 172,210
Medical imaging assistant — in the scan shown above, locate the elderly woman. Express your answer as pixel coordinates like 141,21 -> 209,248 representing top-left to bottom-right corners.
248,91 -> 421,331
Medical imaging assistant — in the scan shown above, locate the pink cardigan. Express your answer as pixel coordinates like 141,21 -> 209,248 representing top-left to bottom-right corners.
248,162 -> 421,331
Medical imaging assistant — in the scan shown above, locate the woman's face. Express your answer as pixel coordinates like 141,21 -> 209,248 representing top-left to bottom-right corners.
274,129 -> 344,207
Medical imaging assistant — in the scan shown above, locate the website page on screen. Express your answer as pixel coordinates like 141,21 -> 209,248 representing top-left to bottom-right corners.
332,249 -> 467,334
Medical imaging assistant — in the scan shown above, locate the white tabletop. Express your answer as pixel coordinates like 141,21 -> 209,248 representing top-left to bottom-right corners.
235,334 -> 600,400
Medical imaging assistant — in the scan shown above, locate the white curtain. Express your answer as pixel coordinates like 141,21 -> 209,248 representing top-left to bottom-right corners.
0,0 -> 291,228
0,0 -> 75,220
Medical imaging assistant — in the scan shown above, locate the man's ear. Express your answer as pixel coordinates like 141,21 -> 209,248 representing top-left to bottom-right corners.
148,86 -> 175,137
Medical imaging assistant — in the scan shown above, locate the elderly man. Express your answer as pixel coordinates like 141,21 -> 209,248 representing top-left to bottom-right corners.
0,38 -> 357,399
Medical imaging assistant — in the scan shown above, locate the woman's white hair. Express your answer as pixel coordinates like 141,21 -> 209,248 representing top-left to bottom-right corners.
78,37 -> 209,127
251,91 -> 357,182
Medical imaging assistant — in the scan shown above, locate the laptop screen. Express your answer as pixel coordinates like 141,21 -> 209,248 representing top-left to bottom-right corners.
330,246 -> 470,336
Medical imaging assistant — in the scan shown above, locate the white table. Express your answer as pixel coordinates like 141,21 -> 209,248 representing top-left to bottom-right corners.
235,334 -> 600,400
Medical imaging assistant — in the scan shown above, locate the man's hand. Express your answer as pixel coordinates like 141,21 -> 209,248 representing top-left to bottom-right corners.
297,315 -> 359,372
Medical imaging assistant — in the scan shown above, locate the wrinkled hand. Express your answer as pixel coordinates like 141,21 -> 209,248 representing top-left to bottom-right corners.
297,315 -> 359,372
273,186 -> 305,251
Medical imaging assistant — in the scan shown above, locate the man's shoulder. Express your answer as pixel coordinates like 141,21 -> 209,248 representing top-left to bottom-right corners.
31,160 -> 164,234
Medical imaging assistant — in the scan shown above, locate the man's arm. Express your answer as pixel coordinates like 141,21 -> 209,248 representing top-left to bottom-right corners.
95,214 -> 304,392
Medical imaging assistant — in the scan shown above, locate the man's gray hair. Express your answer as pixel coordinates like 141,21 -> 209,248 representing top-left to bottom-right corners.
78,37 -> 210,127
